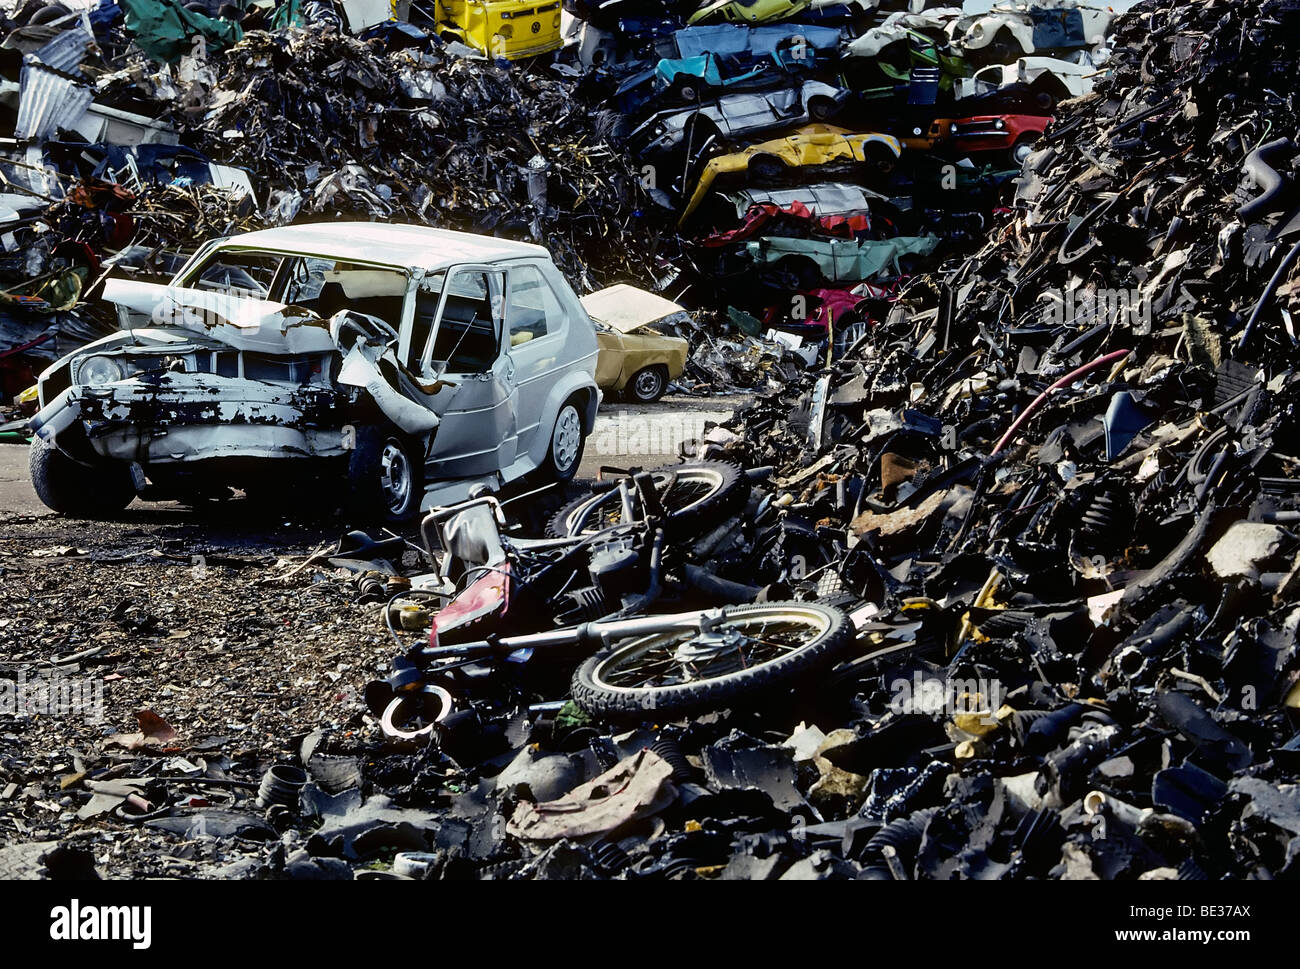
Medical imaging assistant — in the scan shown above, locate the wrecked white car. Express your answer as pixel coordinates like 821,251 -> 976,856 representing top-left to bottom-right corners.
953,54 -> 1099,104
29,223 -> 602,520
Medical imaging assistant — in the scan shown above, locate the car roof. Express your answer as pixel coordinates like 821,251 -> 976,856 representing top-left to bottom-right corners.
219,222 -> 551,272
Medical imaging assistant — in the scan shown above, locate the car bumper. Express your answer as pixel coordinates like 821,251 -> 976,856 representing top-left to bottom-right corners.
32,373 -> 350,465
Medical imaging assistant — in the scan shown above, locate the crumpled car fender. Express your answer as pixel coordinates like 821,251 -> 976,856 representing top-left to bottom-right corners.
28,386 -> 84,449
337,343 -> 440,436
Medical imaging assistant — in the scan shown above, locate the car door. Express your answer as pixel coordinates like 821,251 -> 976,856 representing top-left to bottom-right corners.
501,260 -> 569,455
718,91 -> 777,136
411,264 -> 519,479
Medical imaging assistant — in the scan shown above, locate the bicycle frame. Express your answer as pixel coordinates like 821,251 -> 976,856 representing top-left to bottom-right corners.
411,606 -> 734,662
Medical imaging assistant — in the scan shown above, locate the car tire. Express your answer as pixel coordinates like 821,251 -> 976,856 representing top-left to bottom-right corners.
864,141 -> 897,176
538,398 -> 586,484
1009,133 -> 1038,167
347,425 -> 423,522
29,435 -> 135,517
670,77 -> 701,102
627,365 -> 668,403
808,96 -> 837,121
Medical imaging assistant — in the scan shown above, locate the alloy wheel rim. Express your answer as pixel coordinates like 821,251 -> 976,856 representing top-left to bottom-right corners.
553,406 -> 581,472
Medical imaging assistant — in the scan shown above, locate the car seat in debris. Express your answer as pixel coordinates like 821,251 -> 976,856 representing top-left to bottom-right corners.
314,281 -> 404,334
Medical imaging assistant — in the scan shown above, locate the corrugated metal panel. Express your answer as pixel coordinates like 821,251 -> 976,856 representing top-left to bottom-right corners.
14,56 -> 93,142
33,28 -> 95,75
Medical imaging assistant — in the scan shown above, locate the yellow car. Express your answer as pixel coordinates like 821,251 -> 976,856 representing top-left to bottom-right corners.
680,124 -> 902,224
436,0 -> 562,59
581,285 -> 690,403
688,0 -> 810,25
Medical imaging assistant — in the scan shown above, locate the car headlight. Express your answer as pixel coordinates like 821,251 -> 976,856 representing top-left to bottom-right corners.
995,118 -> 1006,130
949,122 -> 958,134
77,355 -> 125,387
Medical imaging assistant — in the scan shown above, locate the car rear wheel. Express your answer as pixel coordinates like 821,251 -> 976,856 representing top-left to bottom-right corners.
29,436 -> 136,517
670,77 -> 702,102
627,365 -> 669,403
348,425 -> 423,522
539,399 -> 586,483
808,96 -> 836,121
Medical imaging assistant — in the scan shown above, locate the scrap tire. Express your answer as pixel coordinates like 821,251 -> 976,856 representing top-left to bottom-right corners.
29,436 -> 135,517
545,460 -> 749,539
570,601 -> 855,723
626,365 -> 668,403
28,3 -> 72,25
346,424 -> 424,523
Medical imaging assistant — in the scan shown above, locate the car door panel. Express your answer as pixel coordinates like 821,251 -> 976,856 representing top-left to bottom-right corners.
413,265 -> 519,479
503,261 -> 569,453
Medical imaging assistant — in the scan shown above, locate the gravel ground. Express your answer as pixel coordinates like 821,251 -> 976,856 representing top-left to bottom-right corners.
0,393 -> 748,878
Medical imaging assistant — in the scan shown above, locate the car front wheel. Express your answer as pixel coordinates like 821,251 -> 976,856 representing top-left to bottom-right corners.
808,96 -> 836,121
1009,134 -> 1038,166
348,425 -> 423,522
29,435 -> 136,517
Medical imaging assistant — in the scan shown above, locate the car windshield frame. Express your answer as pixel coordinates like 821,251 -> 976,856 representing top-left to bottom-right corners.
175,245 -> 415,306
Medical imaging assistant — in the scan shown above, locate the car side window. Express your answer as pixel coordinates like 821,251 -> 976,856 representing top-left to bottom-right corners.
188,251 -> 282,298
505,265 -> 562,347
416,269 -> 505,374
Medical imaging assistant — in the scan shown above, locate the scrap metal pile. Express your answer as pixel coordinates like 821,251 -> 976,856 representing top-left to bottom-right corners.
672,0 -> 1300,878
319,0 -> 1300,880
174,30 -> 654,287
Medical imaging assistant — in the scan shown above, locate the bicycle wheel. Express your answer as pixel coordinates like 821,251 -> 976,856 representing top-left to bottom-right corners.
545,461 -> 749,539
571,601 -> 855,722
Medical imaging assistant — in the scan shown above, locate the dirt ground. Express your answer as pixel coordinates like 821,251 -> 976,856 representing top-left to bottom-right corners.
0,393 -> 748,878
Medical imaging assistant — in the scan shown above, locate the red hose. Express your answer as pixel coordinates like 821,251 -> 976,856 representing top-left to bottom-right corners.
991,348 -> 1132,455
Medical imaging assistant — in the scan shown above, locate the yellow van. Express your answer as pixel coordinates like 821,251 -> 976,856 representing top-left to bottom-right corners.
437,0 -> 562,59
